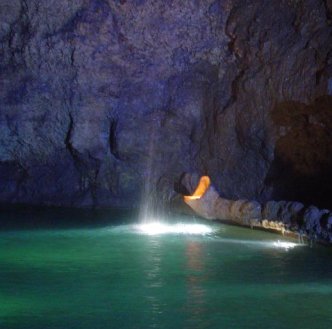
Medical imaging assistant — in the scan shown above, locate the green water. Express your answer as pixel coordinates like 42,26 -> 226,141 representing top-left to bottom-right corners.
0,208 -> 331,329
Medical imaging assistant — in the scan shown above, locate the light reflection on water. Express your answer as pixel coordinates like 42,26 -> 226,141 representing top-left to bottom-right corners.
135,222 -> 214,236
143,237 -> 164,328
185,240 -> 207,329
0,214 -> 331,329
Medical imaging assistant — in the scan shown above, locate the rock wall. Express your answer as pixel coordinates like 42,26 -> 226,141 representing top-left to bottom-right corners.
0,0 -> 331,208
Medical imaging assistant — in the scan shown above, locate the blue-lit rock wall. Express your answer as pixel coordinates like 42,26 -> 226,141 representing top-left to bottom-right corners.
0,0 -> 331,208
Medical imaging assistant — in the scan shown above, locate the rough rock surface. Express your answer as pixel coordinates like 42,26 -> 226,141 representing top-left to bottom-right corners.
0,0 -> 332,208
181,174 -> 332,244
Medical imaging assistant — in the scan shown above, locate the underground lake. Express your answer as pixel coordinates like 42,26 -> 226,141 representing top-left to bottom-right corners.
1,1 -> 332,328
0,208 -> 331,329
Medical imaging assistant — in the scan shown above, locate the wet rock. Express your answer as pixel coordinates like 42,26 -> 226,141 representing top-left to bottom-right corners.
262,200 -> 305,230
229,200 -> 262,223
319,210 -> 332,233
287,202 -> 305,221
262,201 -> 278,220
184,184 -> 220,220
327,214 -> 332,230
303,206 -> 322,233
182,173 -> 332,244
280,201 -> 304,227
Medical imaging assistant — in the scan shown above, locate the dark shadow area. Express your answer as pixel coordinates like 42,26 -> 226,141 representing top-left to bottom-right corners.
265,96 -> 332,209
0,205 -> 138,231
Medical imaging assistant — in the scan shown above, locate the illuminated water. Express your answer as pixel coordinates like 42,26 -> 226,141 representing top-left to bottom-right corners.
0,208 -> 331,329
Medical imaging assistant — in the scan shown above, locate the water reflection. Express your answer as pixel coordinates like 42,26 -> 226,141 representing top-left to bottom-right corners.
185,240 -> 208,329
143,237 -> 164,328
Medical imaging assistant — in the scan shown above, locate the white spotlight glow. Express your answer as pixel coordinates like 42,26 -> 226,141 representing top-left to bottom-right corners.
273,240 -> 298,250
136,222 -> 213,236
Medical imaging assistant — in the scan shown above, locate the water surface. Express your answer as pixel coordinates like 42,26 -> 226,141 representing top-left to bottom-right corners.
0,208 -> 331,329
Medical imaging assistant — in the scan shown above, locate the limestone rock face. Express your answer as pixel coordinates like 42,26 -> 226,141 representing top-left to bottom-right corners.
181,173 -> 332,244
0,0 -> 331,207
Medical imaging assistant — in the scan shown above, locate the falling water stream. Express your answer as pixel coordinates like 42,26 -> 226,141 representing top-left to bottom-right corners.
0,208 -> 331,329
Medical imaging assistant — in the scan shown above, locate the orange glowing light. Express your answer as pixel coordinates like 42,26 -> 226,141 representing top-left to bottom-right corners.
183,176 -> 211,202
